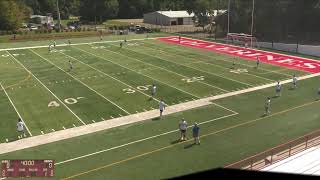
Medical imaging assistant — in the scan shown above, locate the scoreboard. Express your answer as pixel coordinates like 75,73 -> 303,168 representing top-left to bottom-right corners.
1,160 -> 54,178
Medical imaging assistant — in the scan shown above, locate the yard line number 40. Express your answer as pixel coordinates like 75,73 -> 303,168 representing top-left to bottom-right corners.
48,97 -> 85,107
123,85 -> 152,94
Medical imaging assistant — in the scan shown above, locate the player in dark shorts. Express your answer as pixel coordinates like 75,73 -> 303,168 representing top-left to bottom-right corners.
120,42 -> 123,48
192,122 -> 200,145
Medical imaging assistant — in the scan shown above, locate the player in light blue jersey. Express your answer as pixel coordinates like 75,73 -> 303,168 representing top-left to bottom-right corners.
275,81 -> 282,97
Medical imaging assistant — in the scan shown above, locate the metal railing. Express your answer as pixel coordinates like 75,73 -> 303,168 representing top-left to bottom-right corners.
225,129 -> 320,170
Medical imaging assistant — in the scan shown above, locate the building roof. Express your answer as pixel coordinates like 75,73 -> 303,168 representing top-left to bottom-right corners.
156,11 -> 194,18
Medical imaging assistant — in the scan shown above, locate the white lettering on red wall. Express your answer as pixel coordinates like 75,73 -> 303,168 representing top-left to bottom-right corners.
158,36 -> 320,73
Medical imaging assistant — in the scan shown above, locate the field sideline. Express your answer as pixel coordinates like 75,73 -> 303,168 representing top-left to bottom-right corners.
1,34 -> 320,179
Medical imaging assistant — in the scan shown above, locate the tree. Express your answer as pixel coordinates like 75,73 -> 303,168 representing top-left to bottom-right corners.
184,0 -> 218,30
0,0 -> 31,31
79,0 -> 119,23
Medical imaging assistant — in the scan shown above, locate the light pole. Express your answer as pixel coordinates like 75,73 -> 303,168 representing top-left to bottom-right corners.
227,0 -> 231,34
251,0 -> 255,35
56,0 -> 61,32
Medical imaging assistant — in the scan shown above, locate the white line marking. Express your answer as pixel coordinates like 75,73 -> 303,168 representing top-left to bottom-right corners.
74,46 -> 201,98
0,37 -> 161,51
105,44 -> 231,92
137,44 -> 253,87
6,51 -> 86,125
150,38 -> 292,77
0,83 -> 33,136
55,112 -> 238,165
60,51 -> 160,103
144,41 -> 276,82
0,72 -> 318,154
30,49 -> 130,115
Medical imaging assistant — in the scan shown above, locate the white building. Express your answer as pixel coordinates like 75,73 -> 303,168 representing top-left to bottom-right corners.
143,11 -> 195,26
30,15 -> 54,25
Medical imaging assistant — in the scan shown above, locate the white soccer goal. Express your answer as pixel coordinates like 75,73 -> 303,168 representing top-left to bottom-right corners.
226,33 -> 260,49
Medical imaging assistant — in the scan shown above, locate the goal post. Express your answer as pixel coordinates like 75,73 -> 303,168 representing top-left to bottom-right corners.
226,33 -> 260,49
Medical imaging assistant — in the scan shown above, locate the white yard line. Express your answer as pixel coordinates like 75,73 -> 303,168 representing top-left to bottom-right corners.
0,37 -> 161,52
134,42 -> 254,87
59,51 -> 161,103
6,51 -> 86,125
73,46 -> 200,99
150,39 -> 292,77
0,83 -> 32,136
55,112 -> 238,165
105,43 -> 231,92
0,72 -> 318,155
30,49 -> 130,115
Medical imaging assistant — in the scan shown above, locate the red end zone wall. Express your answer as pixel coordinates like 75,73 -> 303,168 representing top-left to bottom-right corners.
158,36 -> 320,74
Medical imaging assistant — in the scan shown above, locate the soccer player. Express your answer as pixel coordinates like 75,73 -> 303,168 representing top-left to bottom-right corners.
179,118 -> 188,141
100,35 -> 103,41
68,60 -> 73,71
48,44 -> 52,52
192,122 -> 200,145
275,81 -> 282,97
17,118 -> 26,138
256,57 -> 260,69
53,40 -> 56,48
179,36 -> 181,43
231,60 -> 236,69
292,75 -> 298,89
68,39 -> 71,46
265,97 -> 271,115
151,84 -> 156,98
159,100 -> 165,118
120,42 -> 123,48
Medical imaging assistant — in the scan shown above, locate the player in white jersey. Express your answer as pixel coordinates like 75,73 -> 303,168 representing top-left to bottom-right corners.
151,84 -> 156,99
179,118 -> 188,141
17,118 -> 26,138
53,40 -> 56,48
48,44 -> 52,52
159,100 -> 165,118
292,75 -> 298,89
265,97 -> 271,115
275,81 -> 282,97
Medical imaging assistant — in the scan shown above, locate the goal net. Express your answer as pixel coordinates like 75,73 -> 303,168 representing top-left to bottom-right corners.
226,33 -> 260,49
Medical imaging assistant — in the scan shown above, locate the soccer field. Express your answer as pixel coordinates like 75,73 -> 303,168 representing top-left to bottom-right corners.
1,34 -> 320,179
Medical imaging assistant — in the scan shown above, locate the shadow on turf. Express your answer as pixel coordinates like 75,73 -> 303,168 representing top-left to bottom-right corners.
152,117 -> 161,121
171,139 -> 181,144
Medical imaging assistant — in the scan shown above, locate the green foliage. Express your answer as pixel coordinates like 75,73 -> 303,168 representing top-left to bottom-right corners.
0,0 -> 31,31
79,0 -> 119,23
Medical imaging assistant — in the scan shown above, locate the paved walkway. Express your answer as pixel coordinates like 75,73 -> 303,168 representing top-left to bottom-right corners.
0,72 -> 319,155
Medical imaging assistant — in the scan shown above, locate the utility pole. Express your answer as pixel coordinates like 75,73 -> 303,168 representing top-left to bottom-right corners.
251,0 -> 255,35
56,0 -> 61,32
227,0 -> 231,34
